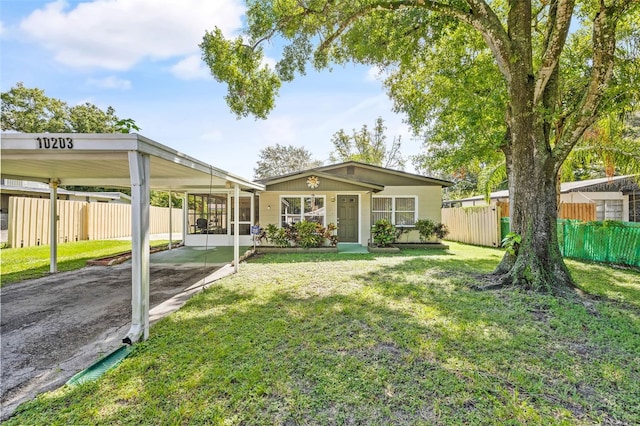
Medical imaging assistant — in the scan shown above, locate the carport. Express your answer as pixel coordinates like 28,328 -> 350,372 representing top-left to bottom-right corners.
0,132 -> 264,343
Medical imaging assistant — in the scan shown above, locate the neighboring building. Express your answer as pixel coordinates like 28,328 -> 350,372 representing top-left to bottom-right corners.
443,175 -> 640,222
0,179 -> 130,231
259,162 -> 452,246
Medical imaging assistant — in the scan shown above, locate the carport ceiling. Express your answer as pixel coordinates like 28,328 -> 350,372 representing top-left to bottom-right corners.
0,133 -> 263,192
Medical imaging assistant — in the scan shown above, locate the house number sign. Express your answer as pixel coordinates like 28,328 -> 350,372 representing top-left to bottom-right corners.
36,137 -> 74,149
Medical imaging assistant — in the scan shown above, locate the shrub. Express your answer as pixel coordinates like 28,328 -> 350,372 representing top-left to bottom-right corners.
322,223 -> 339,247
293,221 -> 324,249
414,219 -> 436,242
371,219 -> 396,247
261,224 -> 291,247
414,219 -> 450,241
433,223 -> 449,240
260,222 -> 338,248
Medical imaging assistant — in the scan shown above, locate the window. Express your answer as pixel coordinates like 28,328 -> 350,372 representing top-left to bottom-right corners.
595,199 -> 623,221
187,194 -> 227,234
373,196 -> 417,226
372,197 -> 392,223
281,196 -> 325,227
188,194 -> 254,235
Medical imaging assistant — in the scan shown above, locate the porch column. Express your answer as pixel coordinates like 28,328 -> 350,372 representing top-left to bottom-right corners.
183,193 -> 188,242
49,180 -> 58,273
124,151 -> 150,344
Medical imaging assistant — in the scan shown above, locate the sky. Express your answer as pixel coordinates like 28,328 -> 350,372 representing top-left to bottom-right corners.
0,0 -> 422,180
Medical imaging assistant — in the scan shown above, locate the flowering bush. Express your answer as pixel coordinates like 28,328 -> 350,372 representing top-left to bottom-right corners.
260,222 -> 338,248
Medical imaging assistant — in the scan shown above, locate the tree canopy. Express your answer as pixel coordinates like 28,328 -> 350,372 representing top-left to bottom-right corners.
0,83 -> 178,207
329,117 -> 406,170
201,0 -> 639,293
401,15 -> 640,188
254,143 -> 323,179
1,82 -> 140,134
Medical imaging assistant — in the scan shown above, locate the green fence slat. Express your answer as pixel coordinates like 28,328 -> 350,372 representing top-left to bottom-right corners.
500,217 -> 510,241
499,218 -> 640,267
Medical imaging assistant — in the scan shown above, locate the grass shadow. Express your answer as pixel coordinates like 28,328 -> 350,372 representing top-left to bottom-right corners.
9,258 -> 640,425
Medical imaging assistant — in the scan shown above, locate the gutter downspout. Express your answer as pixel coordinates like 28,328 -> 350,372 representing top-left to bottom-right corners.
49,180 -> 58,273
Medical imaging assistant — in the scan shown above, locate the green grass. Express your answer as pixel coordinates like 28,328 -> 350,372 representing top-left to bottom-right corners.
0,240 -> 171,286
6,242 -> 640,425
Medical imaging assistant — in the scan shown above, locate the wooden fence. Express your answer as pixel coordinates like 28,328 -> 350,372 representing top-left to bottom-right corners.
441,205 -> 502,247
496,201 -> 595,221
8,197 -> 183,248
443,203 -> 599,248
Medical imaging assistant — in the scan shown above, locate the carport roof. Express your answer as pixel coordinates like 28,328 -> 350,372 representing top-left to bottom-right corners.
0,132 -> 264,192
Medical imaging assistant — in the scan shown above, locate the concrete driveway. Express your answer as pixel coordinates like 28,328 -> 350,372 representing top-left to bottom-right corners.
0,246 -> 243,420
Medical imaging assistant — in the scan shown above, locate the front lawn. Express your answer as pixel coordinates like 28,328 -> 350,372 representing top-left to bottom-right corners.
7,242 -> 640,425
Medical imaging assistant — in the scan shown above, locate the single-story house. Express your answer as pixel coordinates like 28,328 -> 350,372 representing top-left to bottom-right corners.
261,162 -> 454,245
443,175 -> 639,222
162,161 -> 452,246
184,161 -> 452,247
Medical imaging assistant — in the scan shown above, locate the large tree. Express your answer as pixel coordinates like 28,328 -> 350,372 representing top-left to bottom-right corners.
400,21 -> 639,189
201,0 -> 638,293
254,143 -> 323,179
329,116 -> 406,170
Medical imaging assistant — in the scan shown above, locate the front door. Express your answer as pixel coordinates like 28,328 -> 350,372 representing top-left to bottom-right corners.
337,195 -> 358,243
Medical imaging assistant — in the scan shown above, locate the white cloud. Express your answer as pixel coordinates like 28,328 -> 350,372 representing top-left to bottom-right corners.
87,75 -> 132,90
19,0 -> 245,70
170,54 -> 209,80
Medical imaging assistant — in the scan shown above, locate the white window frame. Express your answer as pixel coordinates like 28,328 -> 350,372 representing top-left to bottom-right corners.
372,195 -> 418,227
230,195 -> 253,235
280,195 -> 326,227
595,199 -> 623,221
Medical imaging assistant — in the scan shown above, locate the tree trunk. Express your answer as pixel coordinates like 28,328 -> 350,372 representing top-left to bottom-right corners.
495,77 -> 575,294
499,159 -> 575,294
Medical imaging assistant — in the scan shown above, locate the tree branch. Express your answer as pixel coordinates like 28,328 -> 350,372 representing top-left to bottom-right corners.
534,0 -> 575,105
465,0 -> 514,82
315,1 -> 513,82
552,3 -> 619,165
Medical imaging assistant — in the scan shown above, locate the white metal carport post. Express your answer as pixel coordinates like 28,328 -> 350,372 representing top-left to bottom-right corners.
124,151 -> 151,344
49,180 -> 58,273
234,183 -> 240,272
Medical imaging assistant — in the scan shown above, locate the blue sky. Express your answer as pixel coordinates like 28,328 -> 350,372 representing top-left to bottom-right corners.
0,0 -> 421,180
